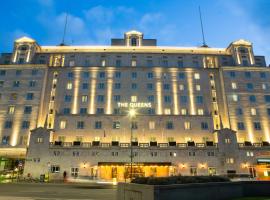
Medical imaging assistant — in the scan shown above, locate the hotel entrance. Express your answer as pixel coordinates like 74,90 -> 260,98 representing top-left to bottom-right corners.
256,158 -> 270,180
98,162 -> 172,181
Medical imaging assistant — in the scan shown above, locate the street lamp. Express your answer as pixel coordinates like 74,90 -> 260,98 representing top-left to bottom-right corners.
128,108 -> 137,181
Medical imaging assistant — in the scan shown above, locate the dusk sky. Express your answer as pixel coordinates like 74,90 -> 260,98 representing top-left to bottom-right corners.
1,0 -> 270,64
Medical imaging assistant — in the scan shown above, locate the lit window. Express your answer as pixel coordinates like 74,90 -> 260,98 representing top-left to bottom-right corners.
201,122 -> 208,130
231,82 -> 237,89
66,82 -> 73,90
77,121 -> 84,129
179,84 -> 185,91
81,95 -> 88,103
232,94 -> 239,102
37,137 -> 43,143
226,158 -> 234,164
131,60 -> 137,67
181,109 -> 187,115
113,121 -> 120,129
149,121 -> 155,130
247,151 -> 254,157
184,122 -> 191,130
131,96 -> 137,102
194,73 -> 200,80
196,84 -> 201,91
262,83 -> 267,90
101,60 -> 106,67
225,138 -> 231,144
164,108 -> 171,115
7,106 -> 15,114
60,120 -> 66,129
251,108 -> 257,116
198,109 -> 204,115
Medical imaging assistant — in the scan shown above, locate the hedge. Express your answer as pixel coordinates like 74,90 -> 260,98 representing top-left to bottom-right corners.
131,176 -> 230,185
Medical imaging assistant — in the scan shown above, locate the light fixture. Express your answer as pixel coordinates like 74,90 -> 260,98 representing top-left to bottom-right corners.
128,109 -> 137,118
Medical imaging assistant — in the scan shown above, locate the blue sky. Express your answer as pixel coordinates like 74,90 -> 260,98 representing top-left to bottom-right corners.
1,0 -> 270,64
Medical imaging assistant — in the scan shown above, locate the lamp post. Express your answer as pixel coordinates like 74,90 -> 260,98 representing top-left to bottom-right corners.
128,108 -> 136,181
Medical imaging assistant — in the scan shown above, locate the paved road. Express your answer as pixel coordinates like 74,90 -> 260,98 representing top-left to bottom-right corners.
0,183 -> 117,200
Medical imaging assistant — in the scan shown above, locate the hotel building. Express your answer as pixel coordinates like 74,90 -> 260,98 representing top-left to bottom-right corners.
0,31 -> 270,181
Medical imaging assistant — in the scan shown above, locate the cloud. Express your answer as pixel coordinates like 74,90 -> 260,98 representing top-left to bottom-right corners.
84,6 -> 114,23
38,0 -> 54,7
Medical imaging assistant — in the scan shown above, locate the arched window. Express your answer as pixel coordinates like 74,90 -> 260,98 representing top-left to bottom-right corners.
131,37 -> 137,46
19,45 -> 29,51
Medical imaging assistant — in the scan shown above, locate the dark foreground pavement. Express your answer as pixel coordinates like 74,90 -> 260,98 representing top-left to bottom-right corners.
0,182 -> 117,200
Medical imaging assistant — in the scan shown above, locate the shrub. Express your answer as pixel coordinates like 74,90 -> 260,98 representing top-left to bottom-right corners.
131,176 -> 230,185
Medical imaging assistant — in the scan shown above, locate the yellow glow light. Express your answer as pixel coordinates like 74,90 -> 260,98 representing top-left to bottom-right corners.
171,70 -> 179,115
128,109 -> 137,118
72,69 -> 81,114
106,70 -> 113,114
89,70 -> 97,114
244,116 -> 254,143
187,71 -> 196,115
155,69 -> 163,115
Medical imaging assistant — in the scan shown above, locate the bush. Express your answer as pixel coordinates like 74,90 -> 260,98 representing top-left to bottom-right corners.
131,176 -> 230,185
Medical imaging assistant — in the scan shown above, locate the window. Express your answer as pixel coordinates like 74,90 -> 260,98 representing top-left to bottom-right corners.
151,152 -> 157,157
262,83 -> 267,90
260,72 -> 266,78
148,95 -> 155,102
231,82 -> 237,89
181,108 -> 187,115
267,108 -> 270,116
0,70 -> 6,76
178,72 -> 185,79
201,122 -> 208,130
180,96 -> 188,104
163,84 -> 170,90
16,70 -> 22,76
66,82 -> 72,90
116,59 -> 121,67
77,121 -> 84,129
265,95 -> 270,103
96,108 -> 104,114
246,83 -> 254,90
232,94 -> 239,102
5,121 -> 13,129
237,122 -> 245,130
63,108 -> 70,114
112,152 -> 119,156
207,152 -> 215,156
98,83 -> 105,89
113,95 -> 121,101
97,95 -> 104,102
32,69 -> 38,76
13,81 -> 20,87
225,138 -> 231,144
22,121 -> 30,129
226,158 -> 234,164
166,121 -> 174,129
2,136 -> 10,144
236,108 -> 243,115
81,95 -> 88,103
115,72 -> 121,78
179,84 -> 185,91
131,72 -> 137,79
113,121 -> 120,129
67,72 -> 73,78
29,80 -> 36,87
184,122 -> 191,130
189,152 -> 196,156
114,83 -> 121,89
196,84 -> 201,91
82,83 -> 89,89
101,60 -> 106,67
80,108 -> 87,114
164,96 -> 171,103
147,72 -> 154,79
99,72 -> 105,78
245,72 -> 251,78
147,83 -> 153,90
26,93 -> 34,100
194,73 -> 200,79
196,96 -> 203,104
7,106 -> 15,114
249,95 -> 256,103
60,120 -> 66,129
95,121 -> 102,129
131,121 -> 138,129
10,93 -> 18,100
131,37 -> 137,46
162,60 -> 168,67
51,165 -> 60,173
36,137 -> 43,143
177,60 -> 183,67
114,108 -> 120,114
131,60 -> 137,67
164,108 -> 171,115
71,168 -> 79,177
73,151 -> 80,157
131,83 -> 137,89
149,121 -> 155,130
0,81 -> 4,88
131,96 -> 137,102
64,95 -> 72,102
24,106 -> 32,114
247,151 -> 254,157
198,109 -> 204,115
147,60 -> 153,67
254,122 -> 261,130
83,72 -> 89,78
147,108 -> 155,115
251,108 -> 257,116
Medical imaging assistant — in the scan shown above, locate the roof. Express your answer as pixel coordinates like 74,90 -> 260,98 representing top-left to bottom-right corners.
15,36 -> 36,43
231,39 -> 252,46
125,30 -> 143,36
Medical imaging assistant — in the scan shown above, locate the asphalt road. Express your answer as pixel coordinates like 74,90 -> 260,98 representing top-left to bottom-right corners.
0,183 -> 117,200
